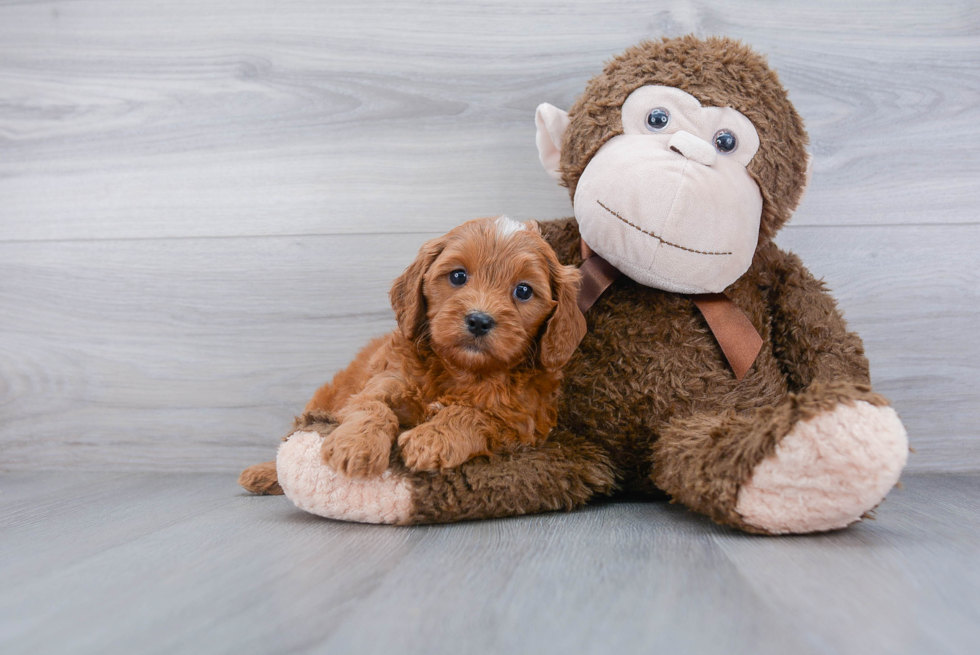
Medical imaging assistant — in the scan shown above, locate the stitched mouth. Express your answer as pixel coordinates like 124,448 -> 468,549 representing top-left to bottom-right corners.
596,200 -> 732,256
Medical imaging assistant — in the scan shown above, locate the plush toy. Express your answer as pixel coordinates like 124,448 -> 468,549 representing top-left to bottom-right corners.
241,35 -> 909,534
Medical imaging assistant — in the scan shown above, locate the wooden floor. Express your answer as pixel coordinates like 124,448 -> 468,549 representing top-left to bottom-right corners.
1,472 -> 977,655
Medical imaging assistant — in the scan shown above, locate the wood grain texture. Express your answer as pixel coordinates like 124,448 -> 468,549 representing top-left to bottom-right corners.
0,0 -> 978,471
0,226 -> 976,471
1,472 -> 978,655
0,0 -> 978,241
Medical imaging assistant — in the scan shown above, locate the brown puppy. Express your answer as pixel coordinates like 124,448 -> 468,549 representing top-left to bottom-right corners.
304,216 -> 585,478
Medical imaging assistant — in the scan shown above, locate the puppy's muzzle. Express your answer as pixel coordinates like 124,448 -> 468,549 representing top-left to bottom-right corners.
465,312 -> 495,337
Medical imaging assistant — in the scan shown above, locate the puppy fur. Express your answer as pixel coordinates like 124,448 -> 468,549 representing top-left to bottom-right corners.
305,216 -> 585,478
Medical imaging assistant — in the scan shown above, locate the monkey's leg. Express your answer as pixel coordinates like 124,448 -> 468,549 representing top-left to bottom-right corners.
277,423 -> 617,525
652,381 -> 908,535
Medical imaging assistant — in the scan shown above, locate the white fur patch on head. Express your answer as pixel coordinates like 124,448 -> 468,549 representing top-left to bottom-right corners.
495,215 -> 526,239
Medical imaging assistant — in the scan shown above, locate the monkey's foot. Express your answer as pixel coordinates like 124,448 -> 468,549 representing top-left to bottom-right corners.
277,431 -> 413,524
735,401 -> 909,534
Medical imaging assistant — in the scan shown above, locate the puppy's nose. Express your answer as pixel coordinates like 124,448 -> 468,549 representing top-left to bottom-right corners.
465,312 -> 495,337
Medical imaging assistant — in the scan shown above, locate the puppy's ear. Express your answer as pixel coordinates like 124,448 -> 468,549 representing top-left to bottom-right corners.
538,258 -> 587,371
389,235 -> 446,341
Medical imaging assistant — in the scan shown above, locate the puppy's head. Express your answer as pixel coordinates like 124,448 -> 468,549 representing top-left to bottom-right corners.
390,217 -> 586,373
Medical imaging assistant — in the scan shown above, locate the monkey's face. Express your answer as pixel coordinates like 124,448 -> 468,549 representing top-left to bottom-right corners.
536,84 -> 768,295
573,86 -> 763,294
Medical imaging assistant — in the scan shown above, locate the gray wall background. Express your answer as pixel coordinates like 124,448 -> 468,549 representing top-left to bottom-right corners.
1,0 -> 977,472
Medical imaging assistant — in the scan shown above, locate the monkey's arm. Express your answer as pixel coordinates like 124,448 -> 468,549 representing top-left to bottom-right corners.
765,246 -> 871,389
401,427 -> 616,523
274,413 -> 617,524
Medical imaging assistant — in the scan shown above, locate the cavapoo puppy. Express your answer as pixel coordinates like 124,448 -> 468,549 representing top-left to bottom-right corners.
299,216 -> 585,479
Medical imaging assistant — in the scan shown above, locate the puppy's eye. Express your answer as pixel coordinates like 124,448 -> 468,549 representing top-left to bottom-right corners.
514,283 -> 533,301
449,269 -> 467,287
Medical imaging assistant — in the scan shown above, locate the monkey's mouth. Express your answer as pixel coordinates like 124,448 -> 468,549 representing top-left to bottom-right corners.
596,200 -> 732,256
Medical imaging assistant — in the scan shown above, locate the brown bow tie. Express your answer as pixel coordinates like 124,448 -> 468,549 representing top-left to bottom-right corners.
577,239 -> 762,381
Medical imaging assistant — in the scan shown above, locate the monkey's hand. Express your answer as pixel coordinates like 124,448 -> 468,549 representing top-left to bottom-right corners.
276,416 -> 615,525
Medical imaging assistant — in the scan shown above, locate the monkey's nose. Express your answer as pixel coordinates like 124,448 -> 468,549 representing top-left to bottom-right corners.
668,130 -> 717,167
465,312 -> 495,337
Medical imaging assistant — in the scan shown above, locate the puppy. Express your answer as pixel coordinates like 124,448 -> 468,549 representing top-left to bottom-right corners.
306,216 -> 586,478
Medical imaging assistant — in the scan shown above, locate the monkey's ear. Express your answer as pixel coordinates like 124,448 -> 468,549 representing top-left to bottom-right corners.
535,103 -> 570,182
389,236 -> 446,342
538,261 -> 587,371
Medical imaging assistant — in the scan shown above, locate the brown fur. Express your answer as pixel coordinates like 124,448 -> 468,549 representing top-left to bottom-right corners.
385,36 -> 881,527
652,380 -> 889,533
241,37 -> 897,534
301,217 -> 582,478
560,35 -> 809,244
404,428 -> 617,524
393,217 -> 883,528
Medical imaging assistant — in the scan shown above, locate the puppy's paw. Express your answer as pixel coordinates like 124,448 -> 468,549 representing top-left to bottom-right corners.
398,423 -> 474,472
320,420 -> 391,479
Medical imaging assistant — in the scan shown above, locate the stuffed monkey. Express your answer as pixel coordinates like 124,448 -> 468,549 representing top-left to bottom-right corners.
240,35 -> 908,534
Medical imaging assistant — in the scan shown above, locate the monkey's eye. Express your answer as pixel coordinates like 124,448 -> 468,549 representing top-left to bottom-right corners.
714,130 -> 738,154
514,283 -> 533,301
645,107 -> 670,132
449,269 -> 468,287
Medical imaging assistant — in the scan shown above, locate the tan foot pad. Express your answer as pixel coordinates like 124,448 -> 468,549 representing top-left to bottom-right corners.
736,401 -> 909,534
277,431 -> 413,524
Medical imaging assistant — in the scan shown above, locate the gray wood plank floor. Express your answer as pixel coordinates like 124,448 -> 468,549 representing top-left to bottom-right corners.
1,472 -> 977,655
